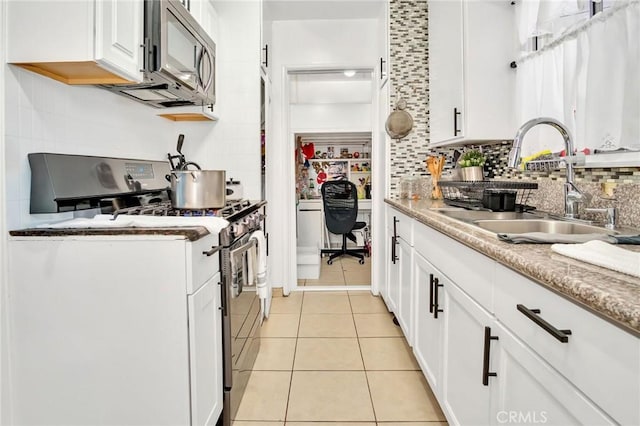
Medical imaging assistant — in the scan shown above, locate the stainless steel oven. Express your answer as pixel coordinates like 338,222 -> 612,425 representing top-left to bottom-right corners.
218,203 -> 267,426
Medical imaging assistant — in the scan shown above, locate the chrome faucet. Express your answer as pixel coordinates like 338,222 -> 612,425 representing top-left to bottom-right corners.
508,117 -> 589,219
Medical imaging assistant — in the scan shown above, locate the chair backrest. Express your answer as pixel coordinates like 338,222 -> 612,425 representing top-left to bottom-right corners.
321,180 -> 358,234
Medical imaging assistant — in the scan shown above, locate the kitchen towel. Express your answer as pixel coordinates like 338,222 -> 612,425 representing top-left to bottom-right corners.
498,232 -> 640,244
38,214 -> 230,235
498,232 -> 617,244
249,230 -> 271,320
551,240 -> 640,278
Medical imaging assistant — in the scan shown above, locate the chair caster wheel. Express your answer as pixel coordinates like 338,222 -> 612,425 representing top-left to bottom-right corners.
358,259 -> 365,265
327,259 -> 333,265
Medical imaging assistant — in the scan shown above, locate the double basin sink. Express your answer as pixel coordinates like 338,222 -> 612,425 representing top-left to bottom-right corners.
433,209 -> 619,236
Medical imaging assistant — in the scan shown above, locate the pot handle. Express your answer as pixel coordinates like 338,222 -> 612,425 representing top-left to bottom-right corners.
190,172 -> 198,182
179,161 -> 202,171
166,172 -> 182,183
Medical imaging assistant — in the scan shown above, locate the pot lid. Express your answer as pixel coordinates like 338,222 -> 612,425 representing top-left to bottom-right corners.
385,99 -> 414,139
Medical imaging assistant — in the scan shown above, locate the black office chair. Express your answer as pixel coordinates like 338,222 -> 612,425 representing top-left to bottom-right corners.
320,180 -> 366,265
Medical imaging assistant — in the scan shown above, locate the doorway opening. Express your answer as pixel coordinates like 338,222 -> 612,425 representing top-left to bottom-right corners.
288,69 -> 375,291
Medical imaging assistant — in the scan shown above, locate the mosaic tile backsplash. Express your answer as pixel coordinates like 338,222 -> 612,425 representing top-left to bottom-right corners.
389,0 -> 429,193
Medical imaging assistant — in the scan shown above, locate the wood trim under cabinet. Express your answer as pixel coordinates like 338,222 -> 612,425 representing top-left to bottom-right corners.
13,61 -> 134,85
158,113 -> 217,122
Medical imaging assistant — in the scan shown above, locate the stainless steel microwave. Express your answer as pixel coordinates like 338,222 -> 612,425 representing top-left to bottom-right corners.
101,0 -> 216,109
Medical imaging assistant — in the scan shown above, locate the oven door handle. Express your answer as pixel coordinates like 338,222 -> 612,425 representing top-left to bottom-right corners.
202,245 -> 223,257
230,239 -> 257,258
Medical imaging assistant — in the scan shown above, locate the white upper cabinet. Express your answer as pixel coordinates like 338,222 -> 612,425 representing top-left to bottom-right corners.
8,0 -> 143,84
260,0 -> 272,76
189,0 -> 219,44
378,0 -> 390,88
428,0 -> 516,145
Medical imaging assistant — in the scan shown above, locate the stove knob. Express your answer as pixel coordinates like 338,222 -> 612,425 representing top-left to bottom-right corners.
231,223 -> 242,235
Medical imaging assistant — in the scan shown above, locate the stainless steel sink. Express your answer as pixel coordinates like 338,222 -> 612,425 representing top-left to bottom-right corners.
436,210 -> 541,222
472,219 -> 618,235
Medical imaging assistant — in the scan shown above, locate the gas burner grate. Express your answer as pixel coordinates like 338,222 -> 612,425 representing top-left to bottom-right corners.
111,200 -> 256,220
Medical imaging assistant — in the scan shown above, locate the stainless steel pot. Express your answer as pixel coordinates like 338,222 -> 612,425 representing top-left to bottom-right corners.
167,170 -> 226,209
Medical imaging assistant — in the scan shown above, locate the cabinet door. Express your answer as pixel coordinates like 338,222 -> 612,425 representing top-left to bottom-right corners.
397,237 -> 413,345
428,0 -> 464,144
491,322 -> 615,426
442,281 -> 493,426
413,252 -> 445,395
188,274 -> 223,426
94,0 -> 144,83
297,205 -> 323,249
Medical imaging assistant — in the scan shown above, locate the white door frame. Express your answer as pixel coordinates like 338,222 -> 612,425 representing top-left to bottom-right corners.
279,64 -> 381,295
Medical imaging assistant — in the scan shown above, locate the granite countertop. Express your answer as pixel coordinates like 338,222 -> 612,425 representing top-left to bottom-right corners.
9,227 -> 210,241
386,198 -> 640,336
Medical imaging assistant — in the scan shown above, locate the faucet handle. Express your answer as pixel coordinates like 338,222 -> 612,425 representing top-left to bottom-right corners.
585,207 -> 617,230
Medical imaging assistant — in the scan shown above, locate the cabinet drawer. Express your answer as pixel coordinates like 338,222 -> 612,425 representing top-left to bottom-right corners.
187,235 -> 221,294
387,206 -> 414,246
414,222 -> 493,311
494,265 -> 639,425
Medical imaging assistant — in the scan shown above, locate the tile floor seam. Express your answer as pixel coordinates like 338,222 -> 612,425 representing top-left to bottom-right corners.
282,291 -> 306,422
351,294 -> 380,424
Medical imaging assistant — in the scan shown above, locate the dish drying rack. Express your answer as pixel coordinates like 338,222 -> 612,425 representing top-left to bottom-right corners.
439,181 -> 538,211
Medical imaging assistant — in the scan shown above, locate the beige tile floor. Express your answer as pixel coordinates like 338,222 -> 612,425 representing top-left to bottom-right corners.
300,256 -> 371,286
234,291 -> 447,425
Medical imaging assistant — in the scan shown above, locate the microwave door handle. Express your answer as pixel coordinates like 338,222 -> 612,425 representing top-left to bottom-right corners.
202,46 -> 214,93
195,46 -> 205,89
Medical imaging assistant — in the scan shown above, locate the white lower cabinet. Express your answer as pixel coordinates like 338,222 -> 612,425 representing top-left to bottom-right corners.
491,322 -> 614,426
397,236 -> 414,344
441,280 -> 493,426
386,205 -> 638,426
384,206 -> 414,342
413,252 -> 445,393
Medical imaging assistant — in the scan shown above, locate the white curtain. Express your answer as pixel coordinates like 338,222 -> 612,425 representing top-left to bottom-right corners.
515,0 -> 640,157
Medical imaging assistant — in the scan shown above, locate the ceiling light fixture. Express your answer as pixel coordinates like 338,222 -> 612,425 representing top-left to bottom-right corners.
343,70 -> 356,77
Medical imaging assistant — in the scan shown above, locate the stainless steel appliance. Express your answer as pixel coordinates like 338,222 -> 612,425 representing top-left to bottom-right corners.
100,0 -> 216,108
25,153 -> 268,426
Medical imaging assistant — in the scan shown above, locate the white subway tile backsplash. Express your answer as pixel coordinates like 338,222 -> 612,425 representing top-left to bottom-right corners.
5,66 -> 177,228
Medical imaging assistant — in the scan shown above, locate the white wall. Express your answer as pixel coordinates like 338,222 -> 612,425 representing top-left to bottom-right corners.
3,66 -> 180,230
267,18 -> 379,290
188,0 -> 262,200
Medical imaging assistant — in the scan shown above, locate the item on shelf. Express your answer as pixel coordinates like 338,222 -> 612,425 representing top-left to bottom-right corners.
353,152 -> 360,158
340,148 -> 349,158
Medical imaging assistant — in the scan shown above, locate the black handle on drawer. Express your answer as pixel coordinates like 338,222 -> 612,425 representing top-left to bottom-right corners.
429,273 -> 435,314
517,304 -> 572,343
433,277 -> 444,319
203,245 -> 222,257
380,57 -> 386,79
482,326 -> 498,386
453,107 -> 461,136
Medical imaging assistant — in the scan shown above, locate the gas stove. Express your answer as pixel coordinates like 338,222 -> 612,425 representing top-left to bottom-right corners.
111,199 -> 266,245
